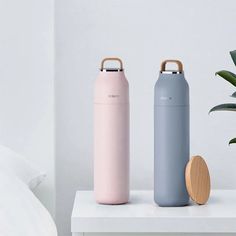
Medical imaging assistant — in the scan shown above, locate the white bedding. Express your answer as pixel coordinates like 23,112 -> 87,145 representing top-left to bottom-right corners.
0,171 -> 57,236
0,145 -> 46,190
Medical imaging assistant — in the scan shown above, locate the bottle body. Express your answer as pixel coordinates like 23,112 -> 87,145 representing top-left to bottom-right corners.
154,60 -> 189,207
94,103 -> 129,204
154,105 -> 189,206
94,60 -> 129,204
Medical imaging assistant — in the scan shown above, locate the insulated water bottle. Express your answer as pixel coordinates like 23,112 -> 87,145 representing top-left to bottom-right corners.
94,58 -> 129,204
154,60 -> 189,206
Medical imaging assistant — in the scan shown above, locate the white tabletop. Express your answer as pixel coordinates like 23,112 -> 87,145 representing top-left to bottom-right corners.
71,190 -> 236,233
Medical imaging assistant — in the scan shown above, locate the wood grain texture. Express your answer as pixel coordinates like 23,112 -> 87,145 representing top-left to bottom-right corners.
160,60 -> 183,72
100,58 -> 123,70
185,156 -> 211,205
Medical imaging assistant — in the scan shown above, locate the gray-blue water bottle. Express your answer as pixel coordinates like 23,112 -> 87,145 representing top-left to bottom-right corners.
154,60 -> 189,207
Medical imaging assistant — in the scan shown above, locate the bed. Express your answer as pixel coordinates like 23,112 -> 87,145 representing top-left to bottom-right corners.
0,145 -> 57,236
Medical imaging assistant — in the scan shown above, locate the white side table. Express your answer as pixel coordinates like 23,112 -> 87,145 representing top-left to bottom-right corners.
71,190 -> 236,236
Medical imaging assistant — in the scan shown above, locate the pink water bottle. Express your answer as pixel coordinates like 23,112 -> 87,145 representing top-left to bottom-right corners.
94,58 -> 129,204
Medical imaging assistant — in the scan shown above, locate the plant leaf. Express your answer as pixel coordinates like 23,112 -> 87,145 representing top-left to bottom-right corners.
215,70 -> 236,87
231,91 -> 236,98
209,103 -> 236,113
230,50 -> 236,66
229,137 -> 236,145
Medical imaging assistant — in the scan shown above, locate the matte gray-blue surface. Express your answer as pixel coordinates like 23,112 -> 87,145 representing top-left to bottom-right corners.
154,72 -> 189,206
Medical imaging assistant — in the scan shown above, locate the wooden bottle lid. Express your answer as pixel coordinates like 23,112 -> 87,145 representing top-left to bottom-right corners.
185,156 -> 211,205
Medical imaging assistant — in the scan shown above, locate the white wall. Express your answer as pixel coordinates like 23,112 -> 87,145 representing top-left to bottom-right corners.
0,0 -> 55,215
55,0 -> 236,235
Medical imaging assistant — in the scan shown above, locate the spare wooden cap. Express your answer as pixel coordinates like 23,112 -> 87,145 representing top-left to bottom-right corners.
185,156 -> 211,205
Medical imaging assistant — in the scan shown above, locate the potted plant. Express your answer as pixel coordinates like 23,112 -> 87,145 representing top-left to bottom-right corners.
209,50 -> 236,145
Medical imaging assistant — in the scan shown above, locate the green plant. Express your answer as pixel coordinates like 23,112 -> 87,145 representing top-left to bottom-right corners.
209,50 -> 236,145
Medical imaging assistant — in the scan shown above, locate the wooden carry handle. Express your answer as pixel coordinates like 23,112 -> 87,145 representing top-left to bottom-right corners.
100,58 -> 123,70
160,60 -> 183,72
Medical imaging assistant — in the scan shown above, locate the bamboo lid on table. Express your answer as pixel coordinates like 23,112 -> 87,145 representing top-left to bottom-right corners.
185,156 -> 211,205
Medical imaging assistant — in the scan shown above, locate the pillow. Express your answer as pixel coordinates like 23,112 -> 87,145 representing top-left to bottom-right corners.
0,145 -> 45,189
0,171 -> 57,236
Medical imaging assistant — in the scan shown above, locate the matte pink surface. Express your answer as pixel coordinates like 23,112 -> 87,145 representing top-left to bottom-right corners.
94,71 -> 129,204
